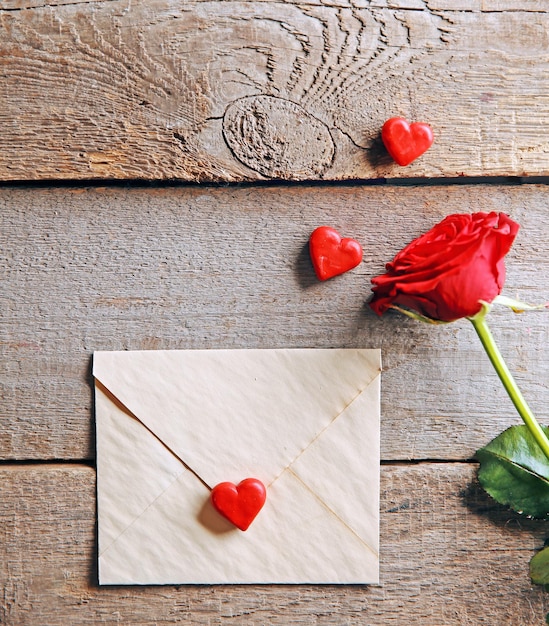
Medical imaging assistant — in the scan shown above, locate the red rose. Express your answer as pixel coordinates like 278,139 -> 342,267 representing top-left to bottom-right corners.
369,212 -> 519,322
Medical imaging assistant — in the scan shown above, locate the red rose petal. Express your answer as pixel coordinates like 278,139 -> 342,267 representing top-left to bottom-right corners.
369,212 -> 520,322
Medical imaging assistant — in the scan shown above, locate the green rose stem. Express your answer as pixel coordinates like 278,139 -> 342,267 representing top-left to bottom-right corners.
469,303 -> 549,462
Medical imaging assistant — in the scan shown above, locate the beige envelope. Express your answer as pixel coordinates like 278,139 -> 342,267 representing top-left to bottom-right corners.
94,348 -> 381,585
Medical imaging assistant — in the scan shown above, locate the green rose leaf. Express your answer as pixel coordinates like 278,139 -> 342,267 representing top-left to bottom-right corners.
530,546 -> 549,586
476,425 -> 549,519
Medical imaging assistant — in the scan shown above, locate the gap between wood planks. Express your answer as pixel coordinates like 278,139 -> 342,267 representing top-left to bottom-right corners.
0,459 -> 96,467
1,175 -> 549,190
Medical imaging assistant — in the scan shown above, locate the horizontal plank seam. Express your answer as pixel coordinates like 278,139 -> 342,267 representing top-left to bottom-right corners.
380,458 -> 477,465
1,176 -> 549,191
0,459 -> 95,468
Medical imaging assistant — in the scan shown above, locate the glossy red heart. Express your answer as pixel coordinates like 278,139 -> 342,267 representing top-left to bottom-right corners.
211,478 -> 266,531
381,117 -> 434,166
309,226 -> 363,281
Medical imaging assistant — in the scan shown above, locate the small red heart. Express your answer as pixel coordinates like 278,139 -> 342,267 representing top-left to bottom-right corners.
211,478 -> 266,531
381,117 -> 434,166
309,226 -> 363,281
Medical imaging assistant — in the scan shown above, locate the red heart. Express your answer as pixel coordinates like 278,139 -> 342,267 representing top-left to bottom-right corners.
309,226 -> 363,281
211,478 -> 266,531
381,117 -> 433,166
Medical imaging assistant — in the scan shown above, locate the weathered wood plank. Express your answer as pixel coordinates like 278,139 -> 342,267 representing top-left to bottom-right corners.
1,183 -> 547,461
2,2 -> 549,181
0,464 -> 546,625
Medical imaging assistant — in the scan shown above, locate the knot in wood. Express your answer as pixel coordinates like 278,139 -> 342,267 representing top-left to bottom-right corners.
222,95 -> 334,179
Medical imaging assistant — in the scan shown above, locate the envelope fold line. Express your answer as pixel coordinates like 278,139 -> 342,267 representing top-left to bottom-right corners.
99,470 -> 187,559
95,379 -> 212,491
287,468 -> 379,559
269,371 -> 380,488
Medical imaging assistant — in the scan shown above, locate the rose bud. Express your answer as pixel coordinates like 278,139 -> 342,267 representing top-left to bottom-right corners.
369,212 -> 520,322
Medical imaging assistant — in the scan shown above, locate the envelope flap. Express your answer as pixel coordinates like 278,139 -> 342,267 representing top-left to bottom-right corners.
93,349 -> 380,488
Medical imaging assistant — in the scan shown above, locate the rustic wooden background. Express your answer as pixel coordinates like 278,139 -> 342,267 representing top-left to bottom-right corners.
1,1 -> 549,624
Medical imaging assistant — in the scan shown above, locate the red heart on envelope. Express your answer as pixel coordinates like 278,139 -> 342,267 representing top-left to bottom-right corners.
309,226 -> 363,281
211,478 -> 266,531
381,117 -> 433,166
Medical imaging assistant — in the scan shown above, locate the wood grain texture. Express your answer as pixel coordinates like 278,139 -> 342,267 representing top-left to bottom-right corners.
2,1 -> 549,181
0,464 -> 546,625
1,183 -> 547,461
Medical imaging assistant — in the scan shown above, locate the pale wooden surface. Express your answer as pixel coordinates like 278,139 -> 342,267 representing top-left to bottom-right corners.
1,182 -> 548,624
2,0 -> 549,623
3,1 -> 549,181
